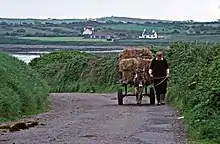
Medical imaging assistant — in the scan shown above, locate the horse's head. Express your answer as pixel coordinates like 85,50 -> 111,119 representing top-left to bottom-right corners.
133,68 -> 145,88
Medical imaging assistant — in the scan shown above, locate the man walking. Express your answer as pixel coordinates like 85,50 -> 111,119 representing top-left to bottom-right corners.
148,51 -> 169,105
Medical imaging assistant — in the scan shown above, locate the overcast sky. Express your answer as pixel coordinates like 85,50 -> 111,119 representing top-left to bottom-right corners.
1,0 -> 220,21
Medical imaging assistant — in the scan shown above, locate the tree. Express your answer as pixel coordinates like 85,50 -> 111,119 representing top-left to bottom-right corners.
0,22 -> 8,26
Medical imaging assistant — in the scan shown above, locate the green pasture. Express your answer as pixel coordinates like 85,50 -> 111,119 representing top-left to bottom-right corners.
19,37 -> 107,42
101,24 -> 166,31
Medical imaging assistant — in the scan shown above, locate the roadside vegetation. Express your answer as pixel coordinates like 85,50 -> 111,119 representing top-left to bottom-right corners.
29,42 -> 220,144
29,51 -> 119,93
28,46 -> 164,93
0,52 -> 50,122
167,42 -> 220,144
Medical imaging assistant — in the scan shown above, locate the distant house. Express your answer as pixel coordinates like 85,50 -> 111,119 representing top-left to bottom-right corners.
82,26 -> 94,35
89,32 -> 116,39
185,28 -> 196,35
139,29 -> 158,39
82,26 -> 117,41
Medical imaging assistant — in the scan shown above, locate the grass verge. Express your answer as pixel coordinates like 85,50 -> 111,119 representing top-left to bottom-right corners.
0,52 -> 50,122
167,42 -> 220,144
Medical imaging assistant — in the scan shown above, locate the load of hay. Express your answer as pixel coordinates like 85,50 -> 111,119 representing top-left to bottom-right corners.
119,47 -> 153,61
118,47 -> 153,85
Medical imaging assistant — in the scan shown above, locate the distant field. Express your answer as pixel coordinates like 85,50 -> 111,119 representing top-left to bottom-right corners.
0,18 -> 85,24
16,27 -> 55,34
102,24 -> 166,31
19,34 -> 220,43
168,34 -> 220,42
19,37 -> 107,42
0,27 -> 55,35
45,27 -> 77,32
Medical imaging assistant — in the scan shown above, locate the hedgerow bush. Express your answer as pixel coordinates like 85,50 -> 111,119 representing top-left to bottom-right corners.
167,42 -> 220,143
29,51 -> 119,92
29,44 -> 220,143
0,52 -> 50,122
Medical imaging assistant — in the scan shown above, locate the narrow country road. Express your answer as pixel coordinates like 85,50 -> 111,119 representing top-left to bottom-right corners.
0,93 -> 186,144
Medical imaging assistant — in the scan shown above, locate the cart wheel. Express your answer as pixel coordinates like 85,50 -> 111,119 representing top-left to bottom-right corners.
118,89 -> 123,105
149,87 -> 155,105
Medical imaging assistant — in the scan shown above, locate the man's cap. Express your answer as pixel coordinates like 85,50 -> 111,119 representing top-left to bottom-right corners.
156,51 -> 163,56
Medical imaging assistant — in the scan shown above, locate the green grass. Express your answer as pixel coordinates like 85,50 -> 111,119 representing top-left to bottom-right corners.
14,27 -> 54,34
46,27 -> 77,32
19,36 -> 108,42
0,18 -> 85,24
29,51 -> 119,93
101,24 -> 165,31
0,29 -> 13,34
28,44 -> 220,143
167,42 -> 220,144
0,52 -> 50,122
189,139 -> 218,144
168,35 -> 220,42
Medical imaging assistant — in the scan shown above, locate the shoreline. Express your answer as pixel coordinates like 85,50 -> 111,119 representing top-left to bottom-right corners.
0,44 -> 131,53
0,44 -> 169,54
0,44 -> 168,63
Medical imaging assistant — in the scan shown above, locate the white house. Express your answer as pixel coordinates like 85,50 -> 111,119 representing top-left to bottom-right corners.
139,29 -> 158,39
82,26 -> 94,35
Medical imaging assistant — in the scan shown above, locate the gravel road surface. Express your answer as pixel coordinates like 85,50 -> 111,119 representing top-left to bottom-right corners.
0,93 -> 186,144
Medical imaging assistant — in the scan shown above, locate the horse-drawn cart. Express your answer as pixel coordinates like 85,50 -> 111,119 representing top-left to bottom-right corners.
117,47 -> 156,105
117,83 -> 155,105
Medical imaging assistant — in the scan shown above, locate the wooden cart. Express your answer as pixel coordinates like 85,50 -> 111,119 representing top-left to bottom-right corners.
117,82 -> 155,105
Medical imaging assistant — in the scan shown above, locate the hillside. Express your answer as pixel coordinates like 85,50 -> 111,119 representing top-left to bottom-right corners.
0,17 -> 220,46
0,16 -> 173,24
0,18 -> 86,24
95,16 -> 174,23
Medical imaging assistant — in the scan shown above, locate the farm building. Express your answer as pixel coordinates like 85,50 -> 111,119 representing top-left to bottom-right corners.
82,26 -> 94,35
89,32 -> 116,39
139,29 -> 158,39
82,26 -> 117,41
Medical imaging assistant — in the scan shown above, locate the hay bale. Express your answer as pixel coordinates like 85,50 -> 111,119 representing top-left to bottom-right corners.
119,58 -> 138,83
119,58 -> 138,72
118,47 -> 153,84
119,47 -> 152,61
121,71 -> 135,84
141,48 -> 153,59
118,58 -> 152,84
138,58 -> 153,84
135,58 -> 152,70
134,58 -> 152,84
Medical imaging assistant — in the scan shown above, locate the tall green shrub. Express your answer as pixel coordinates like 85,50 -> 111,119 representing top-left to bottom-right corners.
0,52 -> 50,122
167,42 -> 220,143
29,51 -> 119,92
